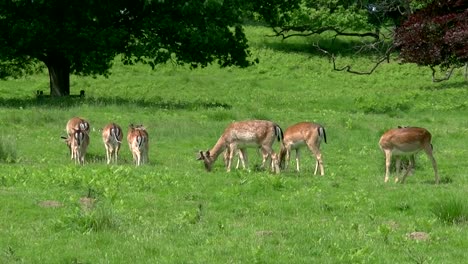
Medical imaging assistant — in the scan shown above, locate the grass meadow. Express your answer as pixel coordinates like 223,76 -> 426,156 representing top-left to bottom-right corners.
1,26 -> 467,263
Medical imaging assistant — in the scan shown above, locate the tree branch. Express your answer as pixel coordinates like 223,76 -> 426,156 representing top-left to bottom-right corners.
269,26 -> 380,41
430,66 -> 456,82
314,43 -> 393,75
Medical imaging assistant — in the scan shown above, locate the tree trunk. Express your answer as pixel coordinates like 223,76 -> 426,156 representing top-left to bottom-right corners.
45,55 -> 71,97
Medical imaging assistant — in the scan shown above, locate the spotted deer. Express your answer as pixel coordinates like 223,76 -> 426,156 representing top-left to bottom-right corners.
66,117 -> 90,136
379,127 -> 439,184
278,122 -> 327,175
62,117 -> 90,160
127,124 -> 149,166
68,128 -> 90,165
198,120 -> 283,173
102,123 -> 123,164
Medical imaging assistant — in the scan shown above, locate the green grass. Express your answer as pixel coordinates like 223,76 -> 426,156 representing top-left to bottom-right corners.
1,25 -> 468,263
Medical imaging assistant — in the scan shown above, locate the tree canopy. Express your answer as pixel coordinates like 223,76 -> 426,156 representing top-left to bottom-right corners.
0,0 -> 254,96
249,0 -> 467,81
394,0 -> 468,80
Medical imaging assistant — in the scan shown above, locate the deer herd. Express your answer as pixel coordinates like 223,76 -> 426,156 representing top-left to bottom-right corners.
61,117 -> 149,166
62,117 -> 440,184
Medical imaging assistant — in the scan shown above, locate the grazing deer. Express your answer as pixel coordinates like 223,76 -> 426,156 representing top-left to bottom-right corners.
68,128 -> 90,165
102,123 -> 123,164
198,120 -> 283,173
127,124 -> 149,166
379,127 -> 439,184
278,122 -> 327,175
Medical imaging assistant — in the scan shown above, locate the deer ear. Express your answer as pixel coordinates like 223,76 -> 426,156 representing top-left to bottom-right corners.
206,150 -> 211,158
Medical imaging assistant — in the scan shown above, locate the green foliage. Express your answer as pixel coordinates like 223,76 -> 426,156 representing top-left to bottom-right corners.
0,0 -> 254,96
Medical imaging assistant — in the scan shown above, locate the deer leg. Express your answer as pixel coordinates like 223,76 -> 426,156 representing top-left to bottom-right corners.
260,146 -> 271,169
284,148 -> 291,171
307,141 -> 324,176
424,146 -> 439,184
294,149 -> 301,172
238,148 -> 248,169
384,150 -> 392,183
226,146 -> 236,172
400,159 -> 413,184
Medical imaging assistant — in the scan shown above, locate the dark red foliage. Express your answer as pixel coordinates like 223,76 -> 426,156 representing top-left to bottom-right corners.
395,0 -> 468,68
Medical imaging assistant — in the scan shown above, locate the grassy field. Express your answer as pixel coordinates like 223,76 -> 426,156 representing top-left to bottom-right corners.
1,26 -> 467,263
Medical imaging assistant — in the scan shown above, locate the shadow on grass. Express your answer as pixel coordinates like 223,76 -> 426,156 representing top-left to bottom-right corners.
0,96 -> 232,110
257,34 -> 386,58
421,81 -> 468,90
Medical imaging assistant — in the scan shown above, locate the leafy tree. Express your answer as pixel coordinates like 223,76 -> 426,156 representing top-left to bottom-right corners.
247,0 -> 410,74
249,0 -> 405,40
249,0 -> 467,81
394,0 -> 468,81
0,0 -> 254,96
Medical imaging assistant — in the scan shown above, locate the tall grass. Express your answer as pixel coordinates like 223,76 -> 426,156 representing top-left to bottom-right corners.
0,135 -> 17,163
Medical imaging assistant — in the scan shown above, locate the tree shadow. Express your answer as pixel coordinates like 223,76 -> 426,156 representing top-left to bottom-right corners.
420,81 -> 467,90
256,34 -> 385,58
0,95 -> 232,110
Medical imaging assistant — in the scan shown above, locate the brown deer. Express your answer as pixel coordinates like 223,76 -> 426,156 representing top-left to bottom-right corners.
127,124 -> 149,166
198,120 -> 283,173
68,128 -> 90,165
66,117 -> 90,136
379,127 -> 439,184
102,123 -> 123,164
278,122 -> 327,175
62,117 -> 90,160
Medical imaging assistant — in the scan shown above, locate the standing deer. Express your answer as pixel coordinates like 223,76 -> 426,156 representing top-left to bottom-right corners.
198,120 -> 283,173
278,122 -> 327,175
379,127 -> 439,184
102,123 -> 123,164
68,128 -> 90,165
62,117 -> 90,160
127,124 -> 149,166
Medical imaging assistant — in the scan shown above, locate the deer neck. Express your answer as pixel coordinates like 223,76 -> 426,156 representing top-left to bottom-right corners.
208,137 -> 227,162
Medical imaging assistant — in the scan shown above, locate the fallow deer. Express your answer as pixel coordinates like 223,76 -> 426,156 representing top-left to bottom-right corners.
66,117 -> 90,136
69,128 -> 90,165
198,120 -> 283,173
379,127 -> 439,184
127,124 -> 149,166
63,117 -> 90,160
278,122 -> 327,175
102,123 -> 123,164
